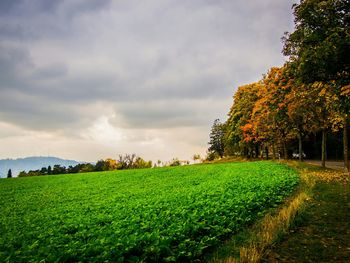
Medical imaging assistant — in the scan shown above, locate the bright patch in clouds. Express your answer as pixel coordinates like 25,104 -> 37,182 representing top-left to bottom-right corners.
83,116 -> 126,146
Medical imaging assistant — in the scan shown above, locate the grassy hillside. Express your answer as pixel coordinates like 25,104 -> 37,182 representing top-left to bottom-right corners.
0,161 -> 298,262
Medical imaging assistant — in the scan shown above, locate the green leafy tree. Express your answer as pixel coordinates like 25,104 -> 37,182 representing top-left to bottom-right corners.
27,170 -> 41,177
192,154 -> 201,163
40,167 -> 48,175
283,0 -> 349,83
208,119 -> 225,158
95,159 -> 107,171
78,163 -> 94,173
169,158 -> 181,166
133,157 -> 152,169
18,171 -> 27,177
52,165 -> 66,175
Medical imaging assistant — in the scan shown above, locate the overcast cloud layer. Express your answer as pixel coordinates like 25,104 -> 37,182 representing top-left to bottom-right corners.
0,0 -> 295,162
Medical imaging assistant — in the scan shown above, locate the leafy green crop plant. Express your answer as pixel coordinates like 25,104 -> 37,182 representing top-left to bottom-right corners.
0,161 -> 298,262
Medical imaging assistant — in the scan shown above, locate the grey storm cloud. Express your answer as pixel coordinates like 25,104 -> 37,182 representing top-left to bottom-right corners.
0,0 -> 295,134
113,99 -> 226,129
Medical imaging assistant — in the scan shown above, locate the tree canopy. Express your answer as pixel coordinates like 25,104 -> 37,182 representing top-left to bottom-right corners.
283,0 -> 350,84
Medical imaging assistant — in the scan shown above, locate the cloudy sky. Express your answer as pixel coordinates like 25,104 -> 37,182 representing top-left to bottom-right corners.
0,0 -> 296,162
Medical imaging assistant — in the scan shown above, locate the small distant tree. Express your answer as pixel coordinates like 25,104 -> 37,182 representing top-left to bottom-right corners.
192,154 -> 201,163
7,169 -> 12,178
18,171 -> 27,177
78,163 -> 94,173
169,158 -> 181,166
208,119 -> 225,158
67,165 -> 79,174
134,157 -> 152,169
154,160 -> 162,168
205,151 -> 219,161
96,158 -> 118,171
105,158 -> 118,170
125,154 -> 136,168
47,165 -> 52,175
117,154 -> 136,169
95,159 -> 106,171
40,167 -> 48,175
52,165 -> 66,175
27,170 -> 41,177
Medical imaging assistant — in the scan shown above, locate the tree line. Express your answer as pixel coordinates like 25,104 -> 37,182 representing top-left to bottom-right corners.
14,155 -> 199,178
208,0 -> 349,170
17,154 -> 153,177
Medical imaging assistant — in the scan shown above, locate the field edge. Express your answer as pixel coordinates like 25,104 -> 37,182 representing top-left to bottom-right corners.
207,160 -> 321,263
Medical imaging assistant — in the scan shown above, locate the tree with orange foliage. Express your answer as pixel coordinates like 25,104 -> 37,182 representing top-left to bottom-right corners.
224,68 -> 343,164
225,82 -> 261,157
258,66 -> 293,159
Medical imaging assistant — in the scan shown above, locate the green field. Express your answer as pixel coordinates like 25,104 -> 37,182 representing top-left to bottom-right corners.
0,161 -> 298,262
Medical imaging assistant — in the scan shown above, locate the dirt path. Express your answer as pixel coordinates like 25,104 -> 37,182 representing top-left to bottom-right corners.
305,160 -> 346,171
262,180 -> 350,262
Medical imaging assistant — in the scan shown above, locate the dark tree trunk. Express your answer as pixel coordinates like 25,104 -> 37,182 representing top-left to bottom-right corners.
243,147 -> 248,158
343,117 -> 349,171
321,129 -> 327,168
283,141 -> 288,160
298,131 -> 303,162
265,145 -> 269,160
255,144 -> 259,158
272,141 -> 276,160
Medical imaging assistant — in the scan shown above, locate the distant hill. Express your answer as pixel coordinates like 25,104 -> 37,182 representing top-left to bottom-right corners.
0,157 -> 81,178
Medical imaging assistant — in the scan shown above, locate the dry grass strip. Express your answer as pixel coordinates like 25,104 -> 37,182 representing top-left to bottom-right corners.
232,192 -> 309,263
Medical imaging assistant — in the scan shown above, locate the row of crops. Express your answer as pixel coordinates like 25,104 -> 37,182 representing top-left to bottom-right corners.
0,161 -> 299,262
